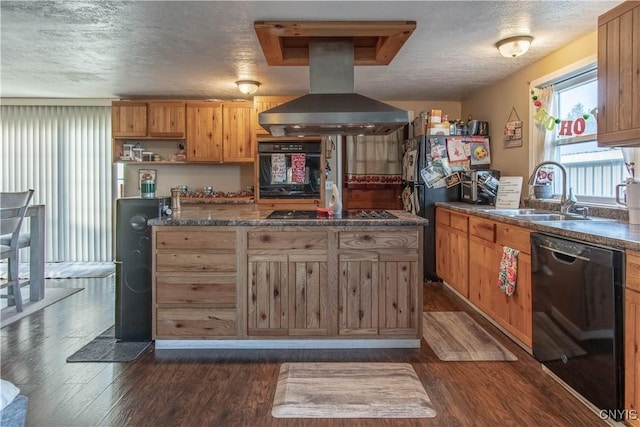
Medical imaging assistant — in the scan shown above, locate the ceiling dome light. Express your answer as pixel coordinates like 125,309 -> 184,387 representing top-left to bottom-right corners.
236,80 -> 260,95
495,36 -> 533,58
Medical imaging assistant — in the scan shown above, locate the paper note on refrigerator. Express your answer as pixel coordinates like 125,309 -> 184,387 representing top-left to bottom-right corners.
495,176 -> 523,209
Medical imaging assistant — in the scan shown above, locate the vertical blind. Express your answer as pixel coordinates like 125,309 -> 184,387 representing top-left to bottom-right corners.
1,105 -> 112,262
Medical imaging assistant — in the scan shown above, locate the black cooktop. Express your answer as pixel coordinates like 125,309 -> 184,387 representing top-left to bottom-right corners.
266,210 -> 398,220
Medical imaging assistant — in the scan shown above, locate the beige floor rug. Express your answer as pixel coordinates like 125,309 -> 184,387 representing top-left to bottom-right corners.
533,312 -> 587,362
1,288 -> 83,328
423,311 -> 517,361
272,362 -> 436,418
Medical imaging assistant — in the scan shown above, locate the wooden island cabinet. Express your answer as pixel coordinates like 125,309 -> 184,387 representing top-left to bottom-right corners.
150,208 -> 426,348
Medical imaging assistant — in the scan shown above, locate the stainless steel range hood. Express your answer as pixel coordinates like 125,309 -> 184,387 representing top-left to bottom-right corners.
259,39 -> 409,137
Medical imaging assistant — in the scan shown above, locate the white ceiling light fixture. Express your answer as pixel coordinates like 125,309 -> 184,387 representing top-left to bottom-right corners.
236,80 -> 260,95
495,36 -> 534,58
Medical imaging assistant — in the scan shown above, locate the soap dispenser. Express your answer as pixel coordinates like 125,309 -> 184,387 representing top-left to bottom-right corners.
328,183 -> 342,217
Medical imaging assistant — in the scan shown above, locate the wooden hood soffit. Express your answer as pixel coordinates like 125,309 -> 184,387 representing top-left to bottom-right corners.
254,21 -> 416,66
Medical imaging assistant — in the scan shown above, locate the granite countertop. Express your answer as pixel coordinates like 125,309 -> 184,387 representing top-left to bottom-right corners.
149,205 -> 428,227
438,202 -> 640,251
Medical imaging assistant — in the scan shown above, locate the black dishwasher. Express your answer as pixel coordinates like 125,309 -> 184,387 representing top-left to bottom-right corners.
531,233 -> 624,418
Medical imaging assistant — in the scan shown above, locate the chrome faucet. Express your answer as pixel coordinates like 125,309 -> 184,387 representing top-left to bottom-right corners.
528,161 -> 577,214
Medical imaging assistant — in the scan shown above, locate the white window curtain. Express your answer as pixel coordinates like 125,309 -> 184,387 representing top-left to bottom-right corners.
532,85 -> 558,166
345,128 -> 403,186
1,105 -> 112,262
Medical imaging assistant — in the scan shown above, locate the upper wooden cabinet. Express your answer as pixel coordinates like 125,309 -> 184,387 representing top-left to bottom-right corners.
223,103 -> 254,162
112,100 -> 186,139
112,101 -> 148,137
597,1 -> 640,146
253,95 -> 299,135
148,101 -> 186,138
186,102 -> 223,162
112,100 -> 255,163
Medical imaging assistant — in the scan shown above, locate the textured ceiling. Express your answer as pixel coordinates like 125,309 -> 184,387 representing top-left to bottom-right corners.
0,1 -> 623,101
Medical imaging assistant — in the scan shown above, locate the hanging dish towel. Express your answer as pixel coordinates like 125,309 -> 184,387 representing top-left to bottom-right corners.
291,153 -> 306,183
497,246 -> 519,296
271,154 -> 287,183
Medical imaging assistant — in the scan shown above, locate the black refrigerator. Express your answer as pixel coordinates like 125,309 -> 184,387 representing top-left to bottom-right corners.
114,197 -> 169,341
404,133 -> 498,281
403,135 -> 460,281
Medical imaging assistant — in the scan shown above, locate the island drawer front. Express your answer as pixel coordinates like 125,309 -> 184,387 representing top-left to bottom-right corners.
156,308 -> 237,337
496,224 -> 531,254
156,253 -> 236,272
339,230 -> 419,250
156,230 -> 236,250
247,231 -> 327,250
436,209 -> 450,226
469,217 -> 496,242
156,275 -> 236,305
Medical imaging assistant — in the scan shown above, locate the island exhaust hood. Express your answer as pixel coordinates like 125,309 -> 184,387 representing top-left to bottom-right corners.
259,39 -> 409,137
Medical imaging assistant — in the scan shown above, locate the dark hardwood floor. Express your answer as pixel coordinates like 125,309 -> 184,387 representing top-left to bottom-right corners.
1,278 -> 609,427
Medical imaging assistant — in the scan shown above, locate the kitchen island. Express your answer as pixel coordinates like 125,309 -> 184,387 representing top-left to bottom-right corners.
149,205 -> 428,349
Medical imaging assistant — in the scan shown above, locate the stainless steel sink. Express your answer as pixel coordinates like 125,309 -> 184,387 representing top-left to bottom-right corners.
509,213 -> 592,221
479,208 -> 552,215
478,208 -> 615,221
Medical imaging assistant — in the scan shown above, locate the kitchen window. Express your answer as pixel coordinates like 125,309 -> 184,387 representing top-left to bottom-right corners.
532,60 -> 632,205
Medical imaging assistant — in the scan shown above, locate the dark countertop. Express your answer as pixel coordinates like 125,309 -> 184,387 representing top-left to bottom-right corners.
149,205 -> 428,227
437,202 -> 640,251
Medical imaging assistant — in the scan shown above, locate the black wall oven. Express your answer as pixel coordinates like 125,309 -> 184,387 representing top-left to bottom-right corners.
257,140 -> 322,200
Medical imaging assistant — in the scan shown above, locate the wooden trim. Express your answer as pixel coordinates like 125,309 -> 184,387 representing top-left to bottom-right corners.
253,21 -> 416,66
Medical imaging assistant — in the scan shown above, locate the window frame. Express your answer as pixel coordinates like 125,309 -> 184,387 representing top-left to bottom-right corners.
528,55 -> 635,206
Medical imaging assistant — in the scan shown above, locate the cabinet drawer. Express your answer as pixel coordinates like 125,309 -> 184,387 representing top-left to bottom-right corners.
626,250 -> 640,293
156,230 -> 236,250
156,252 -> 236,272
496,223 -> 531,254
339,230 -> 419,249
450,212 -> 468,232
248,231 -> 327,250
436,209 -> 450,226
156,275 -> 236,305
470,217 -> 495,242
156,308 -> 236,337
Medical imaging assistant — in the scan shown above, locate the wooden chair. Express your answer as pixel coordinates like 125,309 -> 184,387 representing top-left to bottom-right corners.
1,190 -> 34,312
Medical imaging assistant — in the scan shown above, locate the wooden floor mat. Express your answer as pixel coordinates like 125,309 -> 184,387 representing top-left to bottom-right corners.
272,362 -> 436,418
423,311 -> 517,361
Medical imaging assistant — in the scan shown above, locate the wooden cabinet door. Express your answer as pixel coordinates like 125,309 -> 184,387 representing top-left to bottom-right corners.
435,209 -> 468,297
247,255 -> 289,336
448,228 -> 469,297
222,103 -> 254,162
186,102 -> 223,162
288,254 -> 329,336
597,2 -> 640,146
338,252 -> 420,336
247,253 -> 329,336
508,251 -> 532,347
378,254 -> 420,335
435,224 -> 449,283
626,289 -> 640,427
148,101 -> 186,138
338,252 -> 379,336
468,236 -> 498,313
254,96 -> 298,135
112,101 -> 147,137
